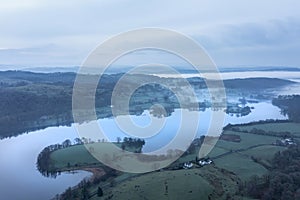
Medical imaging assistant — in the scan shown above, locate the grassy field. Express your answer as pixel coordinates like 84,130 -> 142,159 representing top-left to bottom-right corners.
90,166 -> 241,200
50,142 -> 145,170
213,153 -> 269,180
237,122 -> 300,136
215,130 -> 278,151
48,122 -> 297,199
242,145 -> 286,161
50,142 -> 174,173
206,122 -> 300,182
207,146 -> 229,157
209,123 -> 293,181
50,144 -> 100,169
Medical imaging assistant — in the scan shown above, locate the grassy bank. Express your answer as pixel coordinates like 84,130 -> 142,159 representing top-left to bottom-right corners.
44,121 -> 299,199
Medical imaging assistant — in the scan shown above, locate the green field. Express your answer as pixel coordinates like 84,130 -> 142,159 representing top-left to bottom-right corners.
237,122 -> 300,136
215,131 -> 278,151
210,123 -> 293,181
48,121 -> 298,199
90,166 -> 241,200
207,146 -> 229,157
214,153 -> 269,180
242,145 -> 286,161
50,144 -> 100,169
50,142 -> 143,170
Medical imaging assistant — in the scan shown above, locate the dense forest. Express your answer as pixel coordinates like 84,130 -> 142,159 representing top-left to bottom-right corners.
273,95 -> 300,122
0,71 -> 119,138
241,146 -> 300,199
223,78 -> 295,89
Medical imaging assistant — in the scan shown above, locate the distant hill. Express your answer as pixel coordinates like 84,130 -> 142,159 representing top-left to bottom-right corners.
22,66 -> 80,73
0,70 -> 76,84
223,78 -> 295,89
219,66 -> 300,72
2,65 -> 300,74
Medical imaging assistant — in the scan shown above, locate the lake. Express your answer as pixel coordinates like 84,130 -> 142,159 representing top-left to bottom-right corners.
0,71 -> 299,200
0,101 -> 287,200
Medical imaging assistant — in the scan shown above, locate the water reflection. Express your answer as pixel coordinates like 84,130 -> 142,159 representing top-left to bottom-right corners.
0,101 -> 287,200
0,126 -> 92,200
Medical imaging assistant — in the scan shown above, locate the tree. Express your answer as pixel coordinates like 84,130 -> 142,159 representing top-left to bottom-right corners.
295,189 -> 300,199
123,137 -> 129,144
128,137 -> 133,145
82,137 -> 88,144
244,146 -> 300,199
82,185 -> 89,200
273,95 -> 300,122
116,137 -> 121,144
62,139 -> 72,148
97,187 -> 103,197
281,190 -> 294,200
61,187 -> 72,200
74,138 -> 83,145
121,143 -> 125,151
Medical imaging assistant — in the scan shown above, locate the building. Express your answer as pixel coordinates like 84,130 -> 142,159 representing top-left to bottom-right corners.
275,138 -> 296,146
198,158 -> 213,166
183,162 -> 194,169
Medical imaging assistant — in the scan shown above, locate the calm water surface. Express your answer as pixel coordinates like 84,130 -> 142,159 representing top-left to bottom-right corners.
0,102 -> 287,200
1,71 -> 299,200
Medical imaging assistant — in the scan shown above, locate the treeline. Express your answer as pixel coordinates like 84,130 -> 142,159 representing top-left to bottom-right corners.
273,95 -> 300,122
223,119 -> 290,130
246,128 -> 293,138
0,72 -> 124,138
223,119 -> 298,139
37,138 -> 81,177
0,87 -> 73,138
59,167 -> 118,200
223,78 -> 294,89
121,137 -> 145,152
37,137 -> 146,177
240,146 -> 300,199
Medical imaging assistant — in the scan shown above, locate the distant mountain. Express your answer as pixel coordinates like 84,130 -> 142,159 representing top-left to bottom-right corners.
22,66 -> 80,73
0,70 -> 76,84
219,66 -> 300,72
1,65 -> 300,74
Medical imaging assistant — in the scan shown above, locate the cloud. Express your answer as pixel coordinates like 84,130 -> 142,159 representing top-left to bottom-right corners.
0,0 -> 300,67
0,0 -> 41,12
187,18 -> 300,67
0,44 -> 84,66
216,19 -> 300,48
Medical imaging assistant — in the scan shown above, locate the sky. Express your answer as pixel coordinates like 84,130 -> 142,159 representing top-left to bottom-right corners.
0,0 -> 300,69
